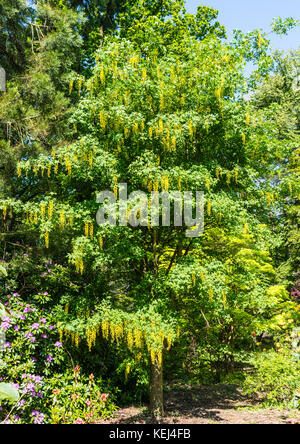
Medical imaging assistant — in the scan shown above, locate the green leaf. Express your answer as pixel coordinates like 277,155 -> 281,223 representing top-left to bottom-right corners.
0,265 -> 7,276
0,383 -> 20,403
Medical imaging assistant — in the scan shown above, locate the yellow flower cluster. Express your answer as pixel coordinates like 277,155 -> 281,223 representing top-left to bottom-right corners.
86,328 -> 98,352
207,199 -> 211,216
161,176 -> 169,191
44,232 -> 49,249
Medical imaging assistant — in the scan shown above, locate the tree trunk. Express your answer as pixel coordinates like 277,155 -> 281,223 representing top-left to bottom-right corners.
149,355 -> 164,418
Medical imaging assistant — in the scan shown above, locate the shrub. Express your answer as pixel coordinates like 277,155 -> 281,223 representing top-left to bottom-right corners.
243,350 -> 300,407
47,367 -> 117,424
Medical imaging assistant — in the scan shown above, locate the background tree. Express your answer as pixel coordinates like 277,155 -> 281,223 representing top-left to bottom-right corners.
0,0 -> 34,78
252,49 -> 300,285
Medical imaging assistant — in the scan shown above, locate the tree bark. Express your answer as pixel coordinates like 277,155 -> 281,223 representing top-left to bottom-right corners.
149,355 -> 164,418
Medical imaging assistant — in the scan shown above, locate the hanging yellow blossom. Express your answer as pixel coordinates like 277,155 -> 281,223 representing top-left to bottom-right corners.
192,272 -> 196,287
69,79 -> 74,95
235,168 -> 239,184
59,210 -> 66,229
215,86 -> 222,100
84,221 -> 89,237
89,152 -> 93,168
207,199 -> 211,216
142,68 -> 147,81
48,201 -> 54,220
99,234 -> 103,250
127,331 -> 134,350
40,203 -> 46,220
100,68 -> 105,85
226,172 -> 231,185
89,223 -> 94,240
205,178 -> 210,191
150,349 -> 156,364
44,232 -> 49,249
125,363 -> 130,381
99,111 -> 107,131
158,119 -> 164,134
114,185 -> 118,199
178,177 -> 182,191
134,329 -> 143,348
79,259 -> 84,275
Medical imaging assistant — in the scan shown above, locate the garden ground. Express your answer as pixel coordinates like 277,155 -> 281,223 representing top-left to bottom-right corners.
99,385 -> 300,425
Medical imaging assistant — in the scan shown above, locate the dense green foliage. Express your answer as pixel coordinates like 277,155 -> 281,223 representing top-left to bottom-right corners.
0,0 -> 299,423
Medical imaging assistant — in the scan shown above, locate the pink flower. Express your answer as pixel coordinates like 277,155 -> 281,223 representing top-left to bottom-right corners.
101,394 -> 108,402
85,400 -> 91,406
73,418 -> 84,424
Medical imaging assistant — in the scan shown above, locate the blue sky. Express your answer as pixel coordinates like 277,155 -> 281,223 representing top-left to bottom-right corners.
186,0 -> 300,52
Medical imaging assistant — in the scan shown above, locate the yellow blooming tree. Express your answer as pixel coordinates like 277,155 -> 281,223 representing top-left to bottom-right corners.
1,5 -> 299,416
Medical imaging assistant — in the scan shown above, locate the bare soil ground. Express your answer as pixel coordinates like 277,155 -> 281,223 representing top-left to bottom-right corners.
99,385 -> 300,424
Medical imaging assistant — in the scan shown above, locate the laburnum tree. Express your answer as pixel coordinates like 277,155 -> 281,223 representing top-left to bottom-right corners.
1,3 -> 299,416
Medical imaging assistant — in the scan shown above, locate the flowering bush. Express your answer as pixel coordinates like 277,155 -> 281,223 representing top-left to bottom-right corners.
0,290 -> 67,424
0,256 -> 116,424
48,367 -> 117,424
0,291 -> 66,381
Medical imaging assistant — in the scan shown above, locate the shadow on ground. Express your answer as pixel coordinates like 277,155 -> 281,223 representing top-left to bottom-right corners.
99,385 -> 299,424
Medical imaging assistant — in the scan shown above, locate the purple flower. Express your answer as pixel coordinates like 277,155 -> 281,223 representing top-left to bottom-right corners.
31,411 -> 45,424
32,323 -> 40,330
46,355 -> 53,363
54,342 -> 62,348
19,314 -> 25,320
1,322 -> 10,330
40,318 -> 46,324
14,325 -> 20,331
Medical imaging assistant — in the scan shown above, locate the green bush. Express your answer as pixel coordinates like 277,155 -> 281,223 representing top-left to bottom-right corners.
243,350 -> 300,407
47,367 -> 117,424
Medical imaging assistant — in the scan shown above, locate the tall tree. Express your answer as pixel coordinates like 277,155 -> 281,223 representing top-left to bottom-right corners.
0,0 -> 34,78
7,17 -> 299,415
